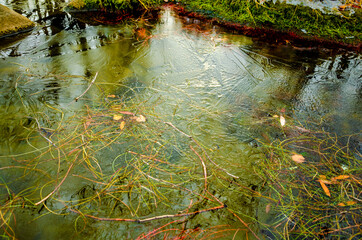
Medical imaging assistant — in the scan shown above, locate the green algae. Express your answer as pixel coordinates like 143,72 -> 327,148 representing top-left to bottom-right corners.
179,0 -> 362,45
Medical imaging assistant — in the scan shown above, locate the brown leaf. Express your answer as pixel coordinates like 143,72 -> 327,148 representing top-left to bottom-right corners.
120,121 -> 126,130
119,111 -> 135,115
291,154 -> 305,163
317,180 -> 331,197
266,204 -> 271,214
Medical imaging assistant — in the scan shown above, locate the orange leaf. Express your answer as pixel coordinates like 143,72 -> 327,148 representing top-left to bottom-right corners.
338,203 -> 346,207
346,201 -> 356,206
332,175 -> 350,181
317,180 -> 331,197
107,95 -> 116,98
291,154 -> 305,163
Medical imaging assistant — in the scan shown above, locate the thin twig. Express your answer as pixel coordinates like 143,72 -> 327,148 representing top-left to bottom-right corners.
164,121 -> 239,178
75,72 -> 98,102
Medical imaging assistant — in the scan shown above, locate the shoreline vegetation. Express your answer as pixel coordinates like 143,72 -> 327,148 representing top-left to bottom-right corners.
66,0 -> 362,51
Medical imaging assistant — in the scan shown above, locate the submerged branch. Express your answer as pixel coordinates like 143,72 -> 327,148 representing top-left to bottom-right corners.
75,72 -> 98,102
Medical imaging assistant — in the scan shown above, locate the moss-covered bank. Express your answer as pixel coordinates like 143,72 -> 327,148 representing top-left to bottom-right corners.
67,0 -> 162,12
0,4 -> 35,38
176,0 -> 361,50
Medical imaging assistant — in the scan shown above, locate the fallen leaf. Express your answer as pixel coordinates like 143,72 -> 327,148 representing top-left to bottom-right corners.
113,115 -> 123,121
131,115 -> 146,123
317,180 -> 331,197
332,175 -> 350,181
266,204 -> 271,214
280,116 -> 286,126
346,201 -> 357,206
291,154 -> 305,163
120,121 -> 126,130
119,111 -> 135,115
338,203 -> 346,207
107,95 -> 116,98
272,115 -> 279,118
319,175 -> 327,180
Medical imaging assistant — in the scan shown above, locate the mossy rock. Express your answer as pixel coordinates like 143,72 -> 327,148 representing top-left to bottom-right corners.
0,4 -> 35,38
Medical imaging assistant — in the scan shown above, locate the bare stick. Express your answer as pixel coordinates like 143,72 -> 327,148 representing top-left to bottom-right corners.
190,145 -> 207,191
69,204 -> 226,223
75,72 -> 98,102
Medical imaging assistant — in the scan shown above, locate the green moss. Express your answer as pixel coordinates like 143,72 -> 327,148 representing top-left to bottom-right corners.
68,0 -> 162,11
179,0 -> 362,44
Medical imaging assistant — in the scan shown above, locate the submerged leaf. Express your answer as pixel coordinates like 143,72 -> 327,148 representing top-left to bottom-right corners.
113,115 -> 123,121
120,121 -> 126,130
332,175 -> 350,181
280,116 -> 286,126
317,180 -> 331,197
119,111 -> 135,115
131,115 -> 146,123
291,154 -> 305,163
266,204 -> 271,214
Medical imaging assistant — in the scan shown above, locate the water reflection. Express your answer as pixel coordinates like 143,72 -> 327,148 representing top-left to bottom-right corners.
0,2 -> 361,239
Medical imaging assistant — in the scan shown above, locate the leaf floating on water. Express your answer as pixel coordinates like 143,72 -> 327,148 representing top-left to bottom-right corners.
113,115 -> 123,121
317,180 -> 331,197
280,116 -> 286,126
291,154 -> 305,163
266,204 -> 271,214
120,121 -> 126,130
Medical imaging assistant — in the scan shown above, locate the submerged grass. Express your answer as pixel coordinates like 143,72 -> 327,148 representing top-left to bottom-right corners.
255,121 -> 361,239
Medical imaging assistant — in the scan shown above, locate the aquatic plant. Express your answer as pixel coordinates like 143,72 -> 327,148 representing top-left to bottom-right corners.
255,118 -> 362,239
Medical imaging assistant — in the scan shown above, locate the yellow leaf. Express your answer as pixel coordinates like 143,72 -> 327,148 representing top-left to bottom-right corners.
120,121 -> 126,130
332,175 -> 350,181
291,154 -> 305,163
338,203 -> 346,207
317,180 -> 331,197
280,116 -> 286,126
113,115 -> 123,121
272,115 -> 279,118
131,115 -> 146,123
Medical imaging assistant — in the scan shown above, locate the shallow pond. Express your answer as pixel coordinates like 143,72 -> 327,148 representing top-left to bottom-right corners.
0,0 -> 361,239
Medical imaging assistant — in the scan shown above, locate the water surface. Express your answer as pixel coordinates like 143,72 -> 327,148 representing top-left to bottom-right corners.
0,1 -> 361,239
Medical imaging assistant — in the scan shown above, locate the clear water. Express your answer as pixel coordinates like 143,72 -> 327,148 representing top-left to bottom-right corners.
0,1 -> 361,239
